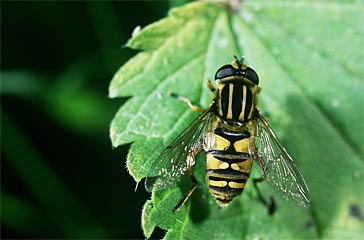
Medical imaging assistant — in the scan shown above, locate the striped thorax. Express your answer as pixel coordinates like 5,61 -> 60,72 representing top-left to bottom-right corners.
214,58 -> 259,125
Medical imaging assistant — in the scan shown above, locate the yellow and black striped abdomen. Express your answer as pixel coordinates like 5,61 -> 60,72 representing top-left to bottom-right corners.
205,127 -> 253,206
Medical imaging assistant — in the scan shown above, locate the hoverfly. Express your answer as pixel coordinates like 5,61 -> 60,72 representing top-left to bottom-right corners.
145,56 -> 310,212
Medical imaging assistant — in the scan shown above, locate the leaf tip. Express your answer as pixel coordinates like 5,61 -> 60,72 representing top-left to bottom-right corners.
109,125 -> 120,148
142,200 -> 157,238
131,25 -> 142,38
134,181 -> 141,192
108,87 -> 119,99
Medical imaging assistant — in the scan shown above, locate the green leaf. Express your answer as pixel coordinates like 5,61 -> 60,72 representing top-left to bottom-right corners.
109,1 -> 364,239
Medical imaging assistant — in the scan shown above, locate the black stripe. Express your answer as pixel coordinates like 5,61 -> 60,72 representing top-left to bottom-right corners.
215,198 -> 232,204
220,84 -> 230,120
214,127 -> 250,140
207,168 -> 250,178
212,152 -> 250,161
232,84 -> 243,120
230,178 -> 247,183
208,176 -> 247,183
243,87 -> 253,120
209,185 -> 243,194
213,128 -> 251,154
208,176 -> 227,181
211,191 -> 239,200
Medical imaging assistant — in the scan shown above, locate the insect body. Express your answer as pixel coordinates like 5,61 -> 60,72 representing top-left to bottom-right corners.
145,57 -> 310,211
204,60 -> 258,206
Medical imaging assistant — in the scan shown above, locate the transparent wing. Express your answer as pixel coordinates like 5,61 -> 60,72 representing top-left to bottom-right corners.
249,114 -> 310,208
144,110 -> 215,192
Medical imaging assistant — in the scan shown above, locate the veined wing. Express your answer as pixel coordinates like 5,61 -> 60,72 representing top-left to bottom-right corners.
249,113 -> 310,208
145,109 -> 215,192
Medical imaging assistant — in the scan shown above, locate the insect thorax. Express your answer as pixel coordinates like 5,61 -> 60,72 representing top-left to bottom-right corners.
215,81 -> 256,124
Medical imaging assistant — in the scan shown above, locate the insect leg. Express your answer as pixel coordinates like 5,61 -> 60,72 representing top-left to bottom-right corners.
173,176 -> 198,212
168,92 -> 204,113
253,177 -> 276,215
173,143 -> 203,212
253,86 -> 262,95
206,80 -> 216,92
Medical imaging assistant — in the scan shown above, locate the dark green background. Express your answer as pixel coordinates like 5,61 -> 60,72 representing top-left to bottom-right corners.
1,1 -> 171,238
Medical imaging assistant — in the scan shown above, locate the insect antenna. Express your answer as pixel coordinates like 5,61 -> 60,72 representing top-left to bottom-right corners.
233,55 -> 245,68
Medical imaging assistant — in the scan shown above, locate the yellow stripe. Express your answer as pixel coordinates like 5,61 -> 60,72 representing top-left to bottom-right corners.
247,92 -> 255,119
209,180 -> 228,187
206,155 -> 230,170
226,84 -> 233,119
233,138 -> 249,153
230,163 -> 241,171
228,181 -> 246,189
218,85 -> 224,117
219,162 -> 229,169
215,135 -> 230,152
216,77 -> 256,87
231,158 -> 253,173
239,85 -> 247,121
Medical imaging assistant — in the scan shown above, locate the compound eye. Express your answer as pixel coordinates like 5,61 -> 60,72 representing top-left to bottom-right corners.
215,65 -> 236,80
245,67 -> 259,85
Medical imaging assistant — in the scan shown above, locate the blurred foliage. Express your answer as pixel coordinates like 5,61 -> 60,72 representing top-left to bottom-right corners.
1,1 -> 169,239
